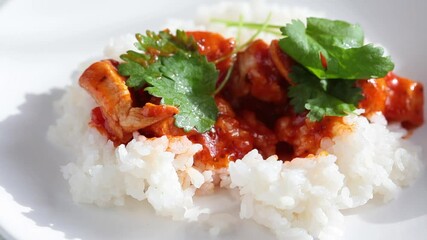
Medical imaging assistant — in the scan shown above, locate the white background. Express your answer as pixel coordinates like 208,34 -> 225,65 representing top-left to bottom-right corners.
0,0 -> 426,239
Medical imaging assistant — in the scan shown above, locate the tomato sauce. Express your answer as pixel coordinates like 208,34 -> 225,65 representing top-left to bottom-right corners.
358,78 -> 387,115
384,72 -> 424,130
186,31 -> 235,84
358,72 -> 424,130
90,106 -> 107,135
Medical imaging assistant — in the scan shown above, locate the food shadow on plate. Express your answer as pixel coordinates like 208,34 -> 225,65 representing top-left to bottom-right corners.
340,132 -> 427,225
343,162 -> 427,224
0,89 -> 178,239
341,110 -> 427,224
345,95 -> 427,224
0,87 -> 275,240
1,88 -> 426,239
0,0 -> 9,11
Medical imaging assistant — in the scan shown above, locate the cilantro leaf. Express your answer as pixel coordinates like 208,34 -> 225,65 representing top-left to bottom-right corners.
134,30 -> 197,57
305,17 -> 364,49
117,60 -> 147,88
144,52 -> 218,132
135,30 -> 175,55
118,30 -> 199,89
279,17 -> 394,79
305,94 -> 357,121
118,30 -> 219,133
325,78 -> 363,105
288,66 -> 323,113
288,66 -> 362,121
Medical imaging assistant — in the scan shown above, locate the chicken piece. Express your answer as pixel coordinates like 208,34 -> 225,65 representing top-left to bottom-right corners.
141,117 -> 187,137
357,72 -> 424,130
186,31 -> 235,74
79,60 -> 178,144
225,40 -> 286,103
269,39 -> 296,84
358,78 -> 388,117
186,31 -> 235,87
383,72 -> 424,130
122,103 -> 179,131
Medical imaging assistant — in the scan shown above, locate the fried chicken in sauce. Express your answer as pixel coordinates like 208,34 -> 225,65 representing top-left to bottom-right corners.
79,31 -> 424,168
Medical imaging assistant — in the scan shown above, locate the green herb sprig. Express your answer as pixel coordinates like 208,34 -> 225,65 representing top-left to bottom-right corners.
118,30 -> 218,132
212,16 -> 394,121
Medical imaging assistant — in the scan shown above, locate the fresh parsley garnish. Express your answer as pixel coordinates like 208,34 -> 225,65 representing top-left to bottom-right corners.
279,18 -> 394,79
279,17 -> 393,120
212,16 -> 393,121
136,30 -> 198,56
288,66 -> 363,121
144,52 -> 218,132
119,30 -> 198,89
118,30 -> 218,132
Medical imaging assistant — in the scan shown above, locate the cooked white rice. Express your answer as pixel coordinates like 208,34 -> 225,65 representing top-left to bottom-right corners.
48,1 -> 423,240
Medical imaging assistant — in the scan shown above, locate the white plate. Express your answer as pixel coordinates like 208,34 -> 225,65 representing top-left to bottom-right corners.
0,0 -> 426,239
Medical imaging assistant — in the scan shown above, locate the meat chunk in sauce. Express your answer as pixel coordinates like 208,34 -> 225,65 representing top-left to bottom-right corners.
225,39 -> 287,103
358,78 -> 388,116
269,39 -> 296,84
384,72 -> 424,130
186,31 -> 235,84
359,72 -> 424,130
79,60 -> 178,144
190,97 -> 254,168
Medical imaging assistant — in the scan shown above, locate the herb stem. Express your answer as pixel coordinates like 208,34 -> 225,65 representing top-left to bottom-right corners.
211,18 -> 282,30
236,14 -> 244,45
239,12 -> 273,49
213,13 -> 274,65
214,61 -> 235,95
213,13 -> 274,95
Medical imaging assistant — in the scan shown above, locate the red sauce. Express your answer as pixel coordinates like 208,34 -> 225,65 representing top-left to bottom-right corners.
89,106 -> 115,140
90,107 -> 105,130
190,115 -> 254,169
224,39 -> 287,103
358,78 -> 388,115
186,31 -> 235,83
188,97 -> 278,168
383,72 -> 424,130
358,72 -> 424,130
140,96 -> 256,169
